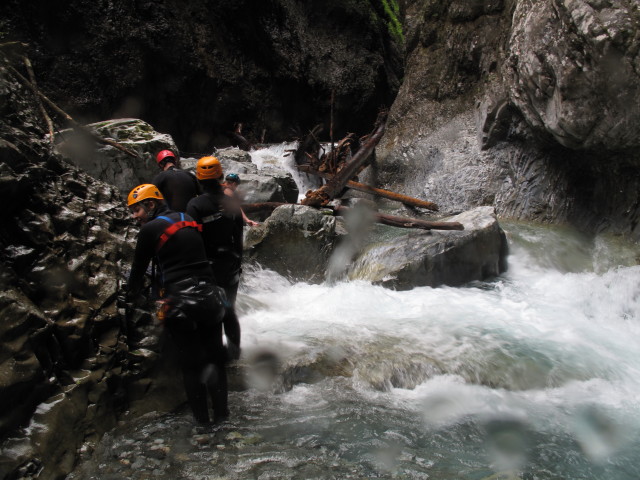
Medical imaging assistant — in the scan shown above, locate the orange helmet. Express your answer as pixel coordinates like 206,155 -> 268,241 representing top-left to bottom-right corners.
196,156 -> 223,180
127,184 -> 164,206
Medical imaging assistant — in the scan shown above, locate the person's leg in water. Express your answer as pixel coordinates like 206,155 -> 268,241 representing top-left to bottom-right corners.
166,319 -> 212,424
214,270 -> 241,361
222,306 -> 241,361
199,318 -> 230,422
223,280 -> 239,309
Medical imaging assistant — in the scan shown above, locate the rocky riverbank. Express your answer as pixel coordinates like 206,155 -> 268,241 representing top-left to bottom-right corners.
0,1 -> 638,477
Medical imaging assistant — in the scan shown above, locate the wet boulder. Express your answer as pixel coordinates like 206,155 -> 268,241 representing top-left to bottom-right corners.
506,0 -> 640,151
231,171 -> 298,205
244,205 -> 346,282
55,118 -> 176,196
215,147 -> 252,163
347,207 -> 508,289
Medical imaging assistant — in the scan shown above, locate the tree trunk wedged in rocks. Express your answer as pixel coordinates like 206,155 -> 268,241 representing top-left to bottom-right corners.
377,0 -> 640,239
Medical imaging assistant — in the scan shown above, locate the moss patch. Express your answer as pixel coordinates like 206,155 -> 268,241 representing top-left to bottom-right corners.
380,0 -> 404,43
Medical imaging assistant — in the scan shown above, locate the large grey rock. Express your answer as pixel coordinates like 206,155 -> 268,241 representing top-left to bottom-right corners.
235,172 -> 298,204
377,0 -> 640,238
55,118 -> 176,196
347,207 -> 508,289
215,147 -> 252,163
244,205 -> 346,282
506,0 -> 640,150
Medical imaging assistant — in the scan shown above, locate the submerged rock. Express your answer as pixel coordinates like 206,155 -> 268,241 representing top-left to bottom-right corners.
348,207 -> 508,289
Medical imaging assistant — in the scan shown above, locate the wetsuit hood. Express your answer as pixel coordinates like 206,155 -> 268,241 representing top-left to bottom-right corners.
148,202 -> 170,221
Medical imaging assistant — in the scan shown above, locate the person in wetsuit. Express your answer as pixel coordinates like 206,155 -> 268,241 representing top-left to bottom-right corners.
186,157 -> 244,307
125,183 -> 233,424
152,150 -> 200,212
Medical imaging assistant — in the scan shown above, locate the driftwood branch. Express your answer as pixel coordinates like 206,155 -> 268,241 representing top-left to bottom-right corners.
23,57 -> 55,152
330,89 -> 335,150
242,202 -> 463,231
297,165 -> 439,211
302,110 -> 388,207
333,206 -> 463,231
7,64 -> 141,159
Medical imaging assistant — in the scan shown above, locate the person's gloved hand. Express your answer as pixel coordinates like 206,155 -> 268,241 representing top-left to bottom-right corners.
116,292 -> 128,310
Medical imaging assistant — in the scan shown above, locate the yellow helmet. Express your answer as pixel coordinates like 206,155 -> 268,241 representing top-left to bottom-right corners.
196,156 -> 223,180
127,184 -> 164,206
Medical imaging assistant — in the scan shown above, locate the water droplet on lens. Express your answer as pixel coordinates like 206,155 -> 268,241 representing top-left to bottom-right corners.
484,418 -> 530,472
572,405 -> 623,462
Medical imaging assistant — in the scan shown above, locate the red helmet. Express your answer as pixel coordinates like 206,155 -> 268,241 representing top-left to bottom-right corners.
156,150 -> 176,165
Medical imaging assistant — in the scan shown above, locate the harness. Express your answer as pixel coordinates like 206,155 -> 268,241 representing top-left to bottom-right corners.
199,194 -> 239,256
156,213 -> 202,252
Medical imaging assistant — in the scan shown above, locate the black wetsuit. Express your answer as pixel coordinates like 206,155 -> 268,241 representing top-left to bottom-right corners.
152,166 -> 200,212
186,188 -> 244,306
127,204 -> 229,423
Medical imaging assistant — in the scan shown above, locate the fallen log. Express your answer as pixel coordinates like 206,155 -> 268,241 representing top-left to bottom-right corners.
302,111 -> 387,207
241,202 -> 463,231
332,206 -> 463,231
297,165 -> 439,211
292,124 -> 323,167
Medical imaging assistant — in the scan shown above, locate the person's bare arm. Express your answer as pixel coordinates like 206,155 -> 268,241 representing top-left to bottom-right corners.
225,187 -> 258,226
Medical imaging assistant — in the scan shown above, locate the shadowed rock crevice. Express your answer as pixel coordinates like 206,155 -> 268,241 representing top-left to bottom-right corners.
0,0 -> 403,151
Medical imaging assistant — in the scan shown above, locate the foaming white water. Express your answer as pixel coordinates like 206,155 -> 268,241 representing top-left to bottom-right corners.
239,263 -> 640,367
237,228 -> 640,453
249,142 -> 320,200
237,144 -> 640,473
249,142 -> 297,171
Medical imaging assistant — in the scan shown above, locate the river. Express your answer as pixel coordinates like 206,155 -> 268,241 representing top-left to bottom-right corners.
69,146 -> 640,480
